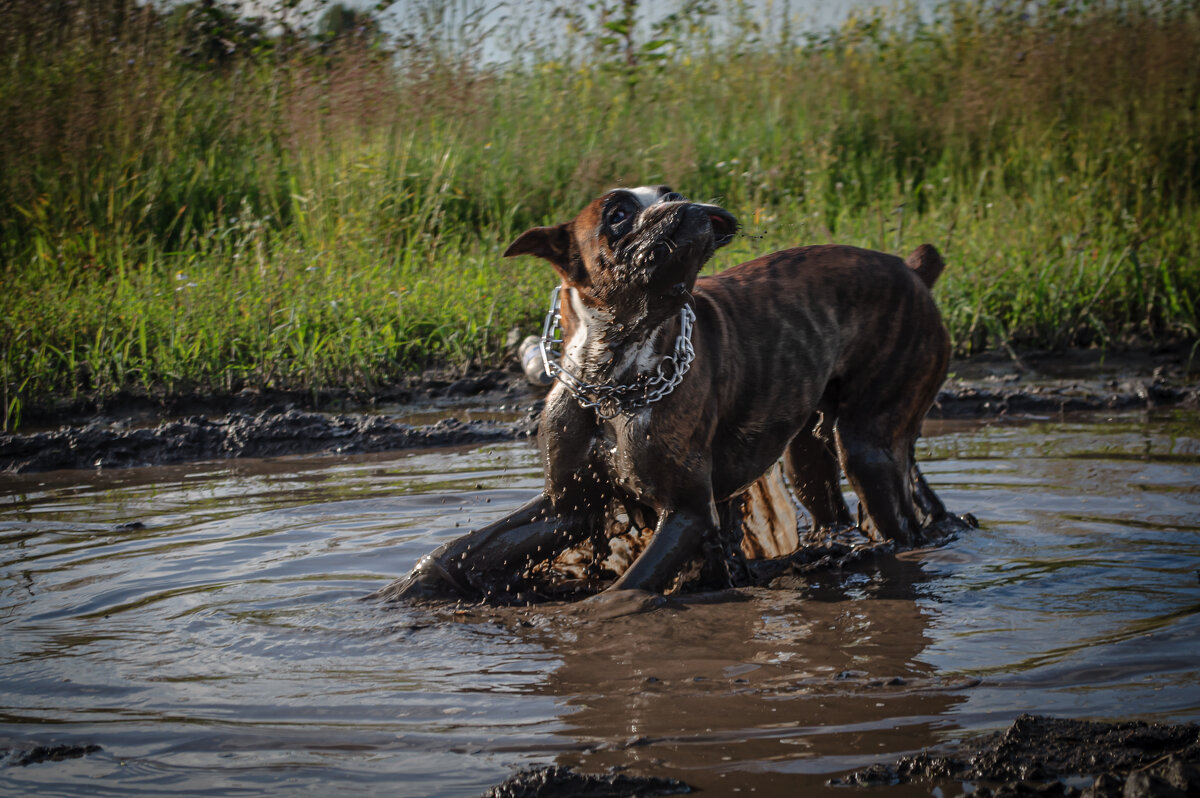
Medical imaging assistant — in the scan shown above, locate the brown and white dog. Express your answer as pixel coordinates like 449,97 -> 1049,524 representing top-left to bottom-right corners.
381,185 -> 951,601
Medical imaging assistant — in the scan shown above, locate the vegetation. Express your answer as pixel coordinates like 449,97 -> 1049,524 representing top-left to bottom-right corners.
2,0 -> 1198,429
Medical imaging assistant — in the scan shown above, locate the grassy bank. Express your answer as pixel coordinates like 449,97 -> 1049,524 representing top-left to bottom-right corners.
2,0 -> 1199,430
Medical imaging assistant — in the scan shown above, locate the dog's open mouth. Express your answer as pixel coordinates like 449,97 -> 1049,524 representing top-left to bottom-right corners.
706,207 -> 738,247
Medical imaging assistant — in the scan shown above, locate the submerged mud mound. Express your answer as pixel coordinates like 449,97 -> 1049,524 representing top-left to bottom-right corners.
0,408 -> 533,473
481,765 -> 691,798
1,741 -> 101,767
834,714 -> 1200,797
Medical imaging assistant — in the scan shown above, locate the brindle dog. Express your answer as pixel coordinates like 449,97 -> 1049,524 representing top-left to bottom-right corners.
380,186 -> 951,602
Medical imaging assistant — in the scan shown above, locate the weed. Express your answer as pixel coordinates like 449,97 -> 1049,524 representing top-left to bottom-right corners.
1,0 -> 1197,429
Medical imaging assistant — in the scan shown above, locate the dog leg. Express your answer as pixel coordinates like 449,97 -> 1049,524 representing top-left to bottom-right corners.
835,330 -> 947,547
609,504 -> 716,593
700,497 -> 753,588
784,413 -> 853,528
372,494 -> 591,601
836,424 -> 921,547
909,455 -> 946,526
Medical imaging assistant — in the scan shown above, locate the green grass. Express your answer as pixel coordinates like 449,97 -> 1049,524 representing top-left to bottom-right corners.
2,0 -> 1198,430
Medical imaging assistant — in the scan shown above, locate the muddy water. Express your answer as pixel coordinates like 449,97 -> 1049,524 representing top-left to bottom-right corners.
1,412 -> 1198,797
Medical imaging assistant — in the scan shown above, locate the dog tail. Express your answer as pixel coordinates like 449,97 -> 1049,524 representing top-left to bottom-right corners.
906,243 -> 945,288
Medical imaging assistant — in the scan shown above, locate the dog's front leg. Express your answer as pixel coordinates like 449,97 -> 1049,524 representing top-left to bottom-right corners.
373,494 -> 591,601
379,386 -> 606,602
608,503 -> 717,593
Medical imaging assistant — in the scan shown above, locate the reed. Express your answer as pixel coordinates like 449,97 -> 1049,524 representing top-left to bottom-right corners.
2,0 -> 1197,429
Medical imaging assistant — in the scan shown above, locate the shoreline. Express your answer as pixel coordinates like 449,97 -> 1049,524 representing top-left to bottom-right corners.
2,346 -> 1197,475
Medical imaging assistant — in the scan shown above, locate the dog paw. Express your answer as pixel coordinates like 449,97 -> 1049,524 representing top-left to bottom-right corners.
571,588 -> 667,619
369,555 -> 470,603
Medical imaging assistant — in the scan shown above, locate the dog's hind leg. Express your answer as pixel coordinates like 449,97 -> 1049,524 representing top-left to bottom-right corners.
836,420 -> 922,547
836,312 -> 949,546
909,450 -> 946,526
784,412 -> 853,528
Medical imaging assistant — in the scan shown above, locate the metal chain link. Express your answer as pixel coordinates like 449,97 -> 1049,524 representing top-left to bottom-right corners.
539,287 -> 696,420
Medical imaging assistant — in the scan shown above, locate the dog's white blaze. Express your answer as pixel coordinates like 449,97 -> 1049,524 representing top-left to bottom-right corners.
611,327 -> 664,378
564,285 -> 674,388
627,185 -> 666,208
563,287 -> 614,372
634,331 -> 664,372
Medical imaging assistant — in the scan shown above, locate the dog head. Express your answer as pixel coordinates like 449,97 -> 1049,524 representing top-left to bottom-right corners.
504,186 -> 738,320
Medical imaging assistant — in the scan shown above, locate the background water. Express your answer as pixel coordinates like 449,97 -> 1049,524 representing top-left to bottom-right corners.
1,410 -> 1198,796
279,0 -> 912,64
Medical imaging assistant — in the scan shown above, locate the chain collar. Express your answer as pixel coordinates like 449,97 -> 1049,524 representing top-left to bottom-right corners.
539,287 -> 696,420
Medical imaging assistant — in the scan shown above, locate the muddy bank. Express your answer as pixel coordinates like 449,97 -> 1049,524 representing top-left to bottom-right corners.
13,367 -> 530,433
480,766 -> 691,797
0,408 -> 536,473
3,348 -> 1197,473
834,714 -> 1200,797
931,348 -> 1200,418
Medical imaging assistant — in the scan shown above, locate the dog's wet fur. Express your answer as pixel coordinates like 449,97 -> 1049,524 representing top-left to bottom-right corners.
377,185 -> 953,603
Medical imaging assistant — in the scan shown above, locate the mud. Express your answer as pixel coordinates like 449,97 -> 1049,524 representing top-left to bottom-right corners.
1,741 -> 102,767
833,714 -> 1200,797
15,367 -> 529,432
0,407 -> 537,473
3,347 -> 1198,474
479,765 -> 691,797
930,348 -> 1200,418
744,514 -> 975,585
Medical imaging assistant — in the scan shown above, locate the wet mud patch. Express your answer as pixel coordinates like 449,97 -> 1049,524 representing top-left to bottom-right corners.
931,378 -> 1198,418
1,741 -> 102,767
14,367 -> 530,432
0,407 -> 535,473
480,765 -> 691,797
932,347 -> 1200,418
744,515 -> 976,589
834,714 -> 1200,796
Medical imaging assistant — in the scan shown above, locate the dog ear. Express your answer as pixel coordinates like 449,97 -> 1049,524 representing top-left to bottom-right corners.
503,223 -> 587,284
504,224 -> 568,263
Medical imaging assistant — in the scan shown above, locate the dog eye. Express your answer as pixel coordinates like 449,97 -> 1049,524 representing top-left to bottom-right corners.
608,207 -> 629,226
